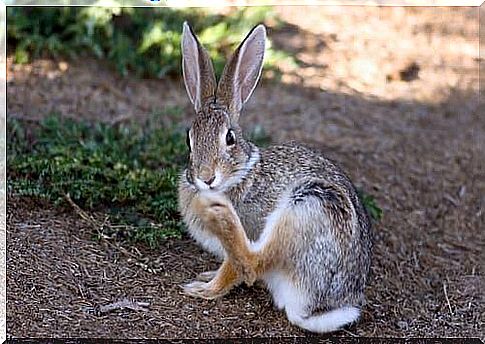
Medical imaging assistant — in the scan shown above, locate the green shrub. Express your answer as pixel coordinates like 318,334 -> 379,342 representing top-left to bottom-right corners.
7,6 -> 296,78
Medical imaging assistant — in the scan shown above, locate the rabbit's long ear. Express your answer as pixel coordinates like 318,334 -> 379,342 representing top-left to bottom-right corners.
217,24 -> 266,118
182,22 -> 217,112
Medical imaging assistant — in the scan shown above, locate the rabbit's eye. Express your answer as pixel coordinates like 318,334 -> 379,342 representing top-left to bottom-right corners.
186,129 -> 191,152
226,129 -> 236,146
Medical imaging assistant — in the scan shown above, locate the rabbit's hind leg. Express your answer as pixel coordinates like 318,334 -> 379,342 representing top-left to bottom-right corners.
250,196 -> 306,311
254,180 -> 361,333
182,259 -> 240,300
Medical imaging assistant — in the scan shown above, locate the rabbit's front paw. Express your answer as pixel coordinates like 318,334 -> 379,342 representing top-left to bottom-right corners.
181,280 -> 227,300
195,191 -> 232,213
205,202 -> 232,224
194,192 -> 236,236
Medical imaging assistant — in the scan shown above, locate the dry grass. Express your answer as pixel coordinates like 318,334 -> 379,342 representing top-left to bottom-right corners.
6,6 -> 484,339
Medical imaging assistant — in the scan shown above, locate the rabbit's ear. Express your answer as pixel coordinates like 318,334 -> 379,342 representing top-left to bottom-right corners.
182,22 -> 217,112
217,24 -> 266,118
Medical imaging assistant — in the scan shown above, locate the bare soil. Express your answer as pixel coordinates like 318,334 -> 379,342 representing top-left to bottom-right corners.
6,6 -> 484,339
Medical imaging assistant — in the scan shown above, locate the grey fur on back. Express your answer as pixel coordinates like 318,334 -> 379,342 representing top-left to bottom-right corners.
229,142 -> 370,241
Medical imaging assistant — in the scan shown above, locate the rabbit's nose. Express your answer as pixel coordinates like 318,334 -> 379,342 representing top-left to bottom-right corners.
204,176 -> 216,186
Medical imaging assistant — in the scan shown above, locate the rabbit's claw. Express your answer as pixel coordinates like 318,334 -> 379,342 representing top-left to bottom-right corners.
181,280 -> 226,300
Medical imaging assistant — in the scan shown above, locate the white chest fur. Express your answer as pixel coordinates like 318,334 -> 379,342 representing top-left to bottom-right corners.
188,224 -> 226,260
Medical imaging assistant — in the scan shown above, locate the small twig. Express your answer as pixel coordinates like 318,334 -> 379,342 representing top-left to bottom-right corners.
17,223 -> 41,229
443,282 -> 454,316
444,193 -> 459,207
342,329 -> 358,337
118,245 -> 141,260
98,298 -> 150,314
64,193 -> 101,228
64,193 -> 140,260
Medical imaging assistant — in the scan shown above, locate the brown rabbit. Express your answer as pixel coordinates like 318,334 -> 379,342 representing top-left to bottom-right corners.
178,22 -> 372,333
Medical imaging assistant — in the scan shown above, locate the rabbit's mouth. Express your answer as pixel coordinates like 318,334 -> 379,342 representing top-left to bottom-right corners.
187,146 -> 260,193
194,170 -> 224,192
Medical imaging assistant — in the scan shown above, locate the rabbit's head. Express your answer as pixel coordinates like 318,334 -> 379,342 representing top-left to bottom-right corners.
181,22 -> 265,192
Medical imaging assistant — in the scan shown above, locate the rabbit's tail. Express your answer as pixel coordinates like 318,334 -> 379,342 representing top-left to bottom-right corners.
286,306 -> 360,333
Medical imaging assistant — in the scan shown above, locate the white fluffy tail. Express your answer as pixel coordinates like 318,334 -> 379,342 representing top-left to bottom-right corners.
286,306 -> 360,333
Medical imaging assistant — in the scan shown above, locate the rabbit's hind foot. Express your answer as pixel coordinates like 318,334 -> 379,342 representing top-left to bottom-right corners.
182,259 -> 240,300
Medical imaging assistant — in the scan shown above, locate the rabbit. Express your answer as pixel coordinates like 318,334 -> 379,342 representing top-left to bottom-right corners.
177,21 -> 373,333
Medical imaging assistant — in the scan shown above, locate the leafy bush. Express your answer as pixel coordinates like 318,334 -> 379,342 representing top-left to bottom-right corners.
7,6 -> 296,78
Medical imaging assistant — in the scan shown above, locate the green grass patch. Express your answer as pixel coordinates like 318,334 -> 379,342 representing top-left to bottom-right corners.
7,6 -> 297,78
8,111 -> 188,247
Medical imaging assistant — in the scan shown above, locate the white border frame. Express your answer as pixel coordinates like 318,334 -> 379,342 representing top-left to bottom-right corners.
0,1 -> 483,341
1,1 -> 7,342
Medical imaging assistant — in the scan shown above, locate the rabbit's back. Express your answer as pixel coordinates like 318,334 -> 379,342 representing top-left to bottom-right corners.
232,142 -> 370,242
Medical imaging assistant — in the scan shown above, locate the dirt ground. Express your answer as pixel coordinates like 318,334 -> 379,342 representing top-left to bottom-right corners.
6,6 -> 484,339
